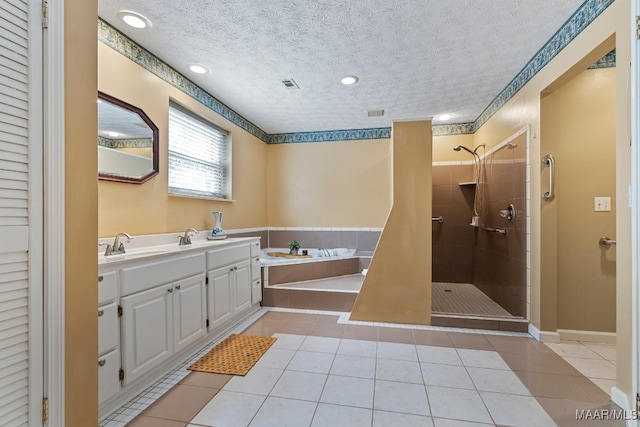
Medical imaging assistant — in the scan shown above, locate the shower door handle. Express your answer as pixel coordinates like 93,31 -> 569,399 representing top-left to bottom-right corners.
542,155 -> 555,200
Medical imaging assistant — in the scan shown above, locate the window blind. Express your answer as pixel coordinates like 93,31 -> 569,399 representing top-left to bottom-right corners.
168,104 -> 229,199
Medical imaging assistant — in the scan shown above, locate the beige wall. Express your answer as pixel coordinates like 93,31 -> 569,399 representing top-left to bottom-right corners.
267,139 -> 391,227
432,134 -> 476,162
98,44 -> 268,237
66,0 -> 99,424
473,0 -> 631,401
552,68 -> 617,332
351,121 -> 433,324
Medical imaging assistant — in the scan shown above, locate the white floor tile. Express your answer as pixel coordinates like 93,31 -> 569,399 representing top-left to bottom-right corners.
426,386 -> 492,424
416,345 -> 463,366
254,348 -> 296,370
480,391 -> 555,427
270,370 -> 327,402
547,342 -> 600,359
311,403 -> 373,427
374,380 -> 430,416
584,343 -> 616,361
300,336 -> 341,353
223,366 -> 283,395
373,410 -> 434,427
562,357 -> 616,380
272,333 -> 306,350
337,339 -> 377,357
376,342 -> 418,361
376,358 -> 424,384
330,354 -> 376,379
467,367 -> 530,395
421,363 -> 474,389
320,375 -> 374,408
191,391 -> 265,427
456,349 -> 509,370
287,351 -> 335,374
432,419 -> 493,427
248,396 -> 317,427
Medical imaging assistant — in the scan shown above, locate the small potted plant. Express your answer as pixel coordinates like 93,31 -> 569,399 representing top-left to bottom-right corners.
288,240 -> 300,256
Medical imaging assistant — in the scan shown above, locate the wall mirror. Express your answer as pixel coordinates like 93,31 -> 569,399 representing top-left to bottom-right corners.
98,92 -> 159,184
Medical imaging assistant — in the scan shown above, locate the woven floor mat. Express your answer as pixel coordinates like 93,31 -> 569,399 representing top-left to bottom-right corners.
188,334 -> 277,376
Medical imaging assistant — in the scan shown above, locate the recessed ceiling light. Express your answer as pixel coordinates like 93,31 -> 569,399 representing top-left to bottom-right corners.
188,63 -> 210,74
117,11 -> 152,29
437,113 -> 453,121
341,75 -> 359,85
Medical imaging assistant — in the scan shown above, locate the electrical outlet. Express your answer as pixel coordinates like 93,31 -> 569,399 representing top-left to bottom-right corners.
594,197 -> 611,212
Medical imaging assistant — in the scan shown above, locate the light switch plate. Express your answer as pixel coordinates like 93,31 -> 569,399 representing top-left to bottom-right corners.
594,197 -> 611,212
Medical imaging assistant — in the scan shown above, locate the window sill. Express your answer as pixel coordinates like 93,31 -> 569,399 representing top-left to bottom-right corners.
168,193 -> 235,202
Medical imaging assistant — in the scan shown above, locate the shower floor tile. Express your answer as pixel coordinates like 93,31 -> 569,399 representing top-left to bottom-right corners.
432,282 -> 513,317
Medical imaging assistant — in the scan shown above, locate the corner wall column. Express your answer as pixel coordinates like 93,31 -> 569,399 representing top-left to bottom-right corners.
350,120 -> 433,324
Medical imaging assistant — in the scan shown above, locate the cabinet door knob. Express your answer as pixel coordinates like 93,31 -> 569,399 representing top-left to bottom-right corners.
98,359 -> 106,367
168,288 -> 173,293
98,309 -> 104,317
175,285 -> 181,290
98,275 -> 103,282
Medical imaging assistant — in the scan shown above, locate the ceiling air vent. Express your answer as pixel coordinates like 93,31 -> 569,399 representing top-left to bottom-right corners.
280,78 -> 299,89
368,109 -> 384,117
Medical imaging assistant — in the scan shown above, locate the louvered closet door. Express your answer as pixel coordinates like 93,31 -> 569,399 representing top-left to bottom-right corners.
0,0 -> 42,425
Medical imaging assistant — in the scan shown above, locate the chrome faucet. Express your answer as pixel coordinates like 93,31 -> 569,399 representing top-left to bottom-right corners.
178,228 -> 198,245
318,248 -> 331,257
100,232 -> 133,256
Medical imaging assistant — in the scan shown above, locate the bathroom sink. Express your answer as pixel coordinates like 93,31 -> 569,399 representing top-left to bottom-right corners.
99,246 -> 172,264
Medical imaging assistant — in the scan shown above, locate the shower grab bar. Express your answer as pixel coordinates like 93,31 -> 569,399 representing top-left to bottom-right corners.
542,154 -> 555,200
483,226 -> 507,235
432,216 -> 444,223
599,237 -> 616,246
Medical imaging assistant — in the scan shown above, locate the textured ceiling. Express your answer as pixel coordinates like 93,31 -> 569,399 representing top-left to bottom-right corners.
98,0 -> 585,134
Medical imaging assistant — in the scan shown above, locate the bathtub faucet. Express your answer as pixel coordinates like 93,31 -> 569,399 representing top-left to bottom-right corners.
319,248 -> 331,257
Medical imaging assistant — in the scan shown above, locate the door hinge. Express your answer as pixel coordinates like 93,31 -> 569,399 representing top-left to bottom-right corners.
117,305 -> 123,317
636,393 -> 640,413
119,369 -> 124,381
637,16 -> 640,40
42,1 -> 49,28
206,318 -> 209,327
205,276 -> 209,284
42,397 -> 49,423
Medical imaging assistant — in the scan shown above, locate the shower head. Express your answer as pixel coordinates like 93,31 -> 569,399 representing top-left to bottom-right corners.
473,144 -> 486,154
453,145 -> 474,155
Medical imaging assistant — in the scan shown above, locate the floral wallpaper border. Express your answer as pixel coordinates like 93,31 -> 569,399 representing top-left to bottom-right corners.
98,0 -> 614,143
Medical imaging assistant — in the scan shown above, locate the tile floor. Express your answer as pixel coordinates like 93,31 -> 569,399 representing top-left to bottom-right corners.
115,310 -> 625,427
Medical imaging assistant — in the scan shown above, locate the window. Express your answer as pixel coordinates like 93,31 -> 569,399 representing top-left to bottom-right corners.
168,103 -> 231,199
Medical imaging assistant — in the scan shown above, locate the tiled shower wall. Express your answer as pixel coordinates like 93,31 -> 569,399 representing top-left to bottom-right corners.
432,164 -> 475,283
473,134 -> 527,317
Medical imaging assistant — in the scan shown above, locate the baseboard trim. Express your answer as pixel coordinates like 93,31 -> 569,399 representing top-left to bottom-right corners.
539,331 -> 561,343
557,329 -> 616,344
528,323 -> 540,340
610,387 -> 632,416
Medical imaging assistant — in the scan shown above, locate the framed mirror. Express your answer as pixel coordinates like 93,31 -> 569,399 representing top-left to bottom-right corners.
98,92 -> 159,184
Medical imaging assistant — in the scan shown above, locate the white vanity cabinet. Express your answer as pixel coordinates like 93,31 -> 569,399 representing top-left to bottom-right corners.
206,244 -> 252,331
119,253 -> 206,386
250,240 -> 262,305
98,237 -> 261,421
98,271 -> 120,405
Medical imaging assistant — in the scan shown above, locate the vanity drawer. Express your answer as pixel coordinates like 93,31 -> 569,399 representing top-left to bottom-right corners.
250,240 -> 261,257
206,244 -> 250,270
251,257 -> 261,281
98,302 -> 119,355
98,349 -> 120,405
120,252 -> 205,296
98,271 -> 117,305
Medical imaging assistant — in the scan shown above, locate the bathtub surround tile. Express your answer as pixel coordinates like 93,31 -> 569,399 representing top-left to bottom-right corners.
356,230 -> 381,252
